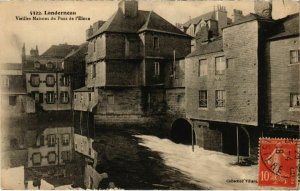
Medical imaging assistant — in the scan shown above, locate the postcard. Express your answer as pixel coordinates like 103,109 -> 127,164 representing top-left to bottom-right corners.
0,0 -> 299,190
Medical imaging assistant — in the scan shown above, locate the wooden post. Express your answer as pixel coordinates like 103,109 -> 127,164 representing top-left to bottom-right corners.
236,126 -> 239,163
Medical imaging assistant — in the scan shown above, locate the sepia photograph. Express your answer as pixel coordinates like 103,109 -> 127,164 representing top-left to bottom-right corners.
0,0 -> 299,189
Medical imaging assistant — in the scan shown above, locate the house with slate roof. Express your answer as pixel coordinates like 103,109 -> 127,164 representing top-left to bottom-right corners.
22,43 -> 83,111
184,0 -> 300,159
78,0 -> 191,125
177,5 -> 234,51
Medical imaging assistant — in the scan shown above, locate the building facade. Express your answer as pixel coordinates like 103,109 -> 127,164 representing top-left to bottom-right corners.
27,127 -> 74,167
264,13 -> 300,137
79,0 -> 191,126
184,1 -> 299,158
22,44 -> 82,111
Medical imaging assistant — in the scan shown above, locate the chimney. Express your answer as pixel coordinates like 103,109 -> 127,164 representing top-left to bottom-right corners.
86,25 -> 93,39
118,0 -> 138,18
232,9 -> 244,23
254,0 -> 272,19
22,43 -> 26,57
215,5 -> 227,36
36,45 -> 39,56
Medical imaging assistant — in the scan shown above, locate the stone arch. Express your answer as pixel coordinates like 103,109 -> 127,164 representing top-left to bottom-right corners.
239,126 -> 250,156
222,125 -> 250,156
171,118 -> 195,145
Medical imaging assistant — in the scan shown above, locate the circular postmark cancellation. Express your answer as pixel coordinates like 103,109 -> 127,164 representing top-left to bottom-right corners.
258,138 -> 299,188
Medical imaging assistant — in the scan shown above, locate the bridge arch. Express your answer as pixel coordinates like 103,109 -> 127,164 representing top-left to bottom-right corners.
171,118 -> 195,145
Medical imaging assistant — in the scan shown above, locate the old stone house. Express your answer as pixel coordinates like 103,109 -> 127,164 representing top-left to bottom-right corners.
79,0 -> 191,126
22,43 -> 81,111
184,1 -> 299,158
264,13 -> 300,137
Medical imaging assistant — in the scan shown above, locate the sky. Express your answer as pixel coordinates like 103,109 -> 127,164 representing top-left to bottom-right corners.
0,0 -> 299,64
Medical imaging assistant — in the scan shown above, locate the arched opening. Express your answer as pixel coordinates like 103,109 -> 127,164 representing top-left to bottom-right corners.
222,125 -> 250,156
171,118 -> 195,145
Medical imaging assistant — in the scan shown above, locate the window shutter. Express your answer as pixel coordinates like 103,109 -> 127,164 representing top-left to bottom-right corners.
39,93 -> 43,103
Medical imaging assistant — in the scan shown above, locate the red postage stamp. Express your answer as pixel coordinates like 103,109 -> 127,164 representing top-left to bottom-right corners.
258,138 -> 299,188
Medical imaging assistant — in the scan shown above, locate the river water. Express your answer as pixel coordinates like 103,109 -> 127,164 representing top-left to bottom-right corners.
93,126 -> 204,189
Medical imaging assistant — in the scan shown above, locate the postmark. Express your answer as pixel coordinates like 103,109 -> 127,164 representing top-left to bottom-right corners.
258,138 -> 299,188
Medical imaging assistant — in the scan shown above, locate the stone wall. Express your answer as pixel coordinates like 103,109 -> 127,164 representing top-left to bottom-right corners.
266,37 -> 300,124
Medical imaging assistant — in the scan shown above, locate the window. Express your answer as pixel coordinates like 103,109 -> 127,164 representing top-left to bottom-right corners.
30,74 -> 40,87
46,75 -> 55,87
215,56 -> 226,75
88,93 -> 92,102
60,91 -> 69,104
1,76 -> 9,87
46,62 -> 53,69
199,90 -> 207,108
92,64 -> 96,78
153,37 -> 159,49
174,61 -> 180,79
290,50 -> 300,64
31,91 -> 43,103
154,62 -> 160,76
32,153 -> 41,166
61,151 -> 70,162
60,75 -> 69,86
47,151 -> 56,164
47,134 -> 56,147
290,93 -> 300,107
39,93 -> 43,103
62,134 -> 70,146
34,61 -> 40,69
215,90 -> 226,108
46,91 -> 55,104
107,95 -> 114,105
198,59 -> 208,76
9,96 -> 16,106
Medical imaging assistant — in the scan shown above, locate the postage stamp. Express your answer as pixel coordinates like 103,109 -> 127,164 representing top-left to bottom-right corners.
258,138 -> 299,188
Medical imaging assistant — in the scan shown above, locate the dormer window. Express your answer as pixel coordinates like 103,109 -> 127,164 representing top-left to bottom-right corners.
46,62 -> 53,69
34,61 -> 40,69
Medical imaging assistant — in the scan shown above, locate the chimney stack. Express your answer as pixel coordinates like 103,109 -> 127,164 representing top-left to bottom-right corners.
232,9 -> 244,23
118,0 -> 138,18
254,0 -> 272,19
215,5 -> 228,36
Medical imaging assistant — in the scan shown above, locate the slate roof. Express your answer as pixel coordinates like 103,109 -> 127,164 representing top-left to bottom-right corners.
41,44 -> 79,58
88,8 -> 189,40
182,11 -> 216,28
186,38 -> 223,58
224,13 -> 274,29
268,13 -> 299,40
65,42 -> 88,60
